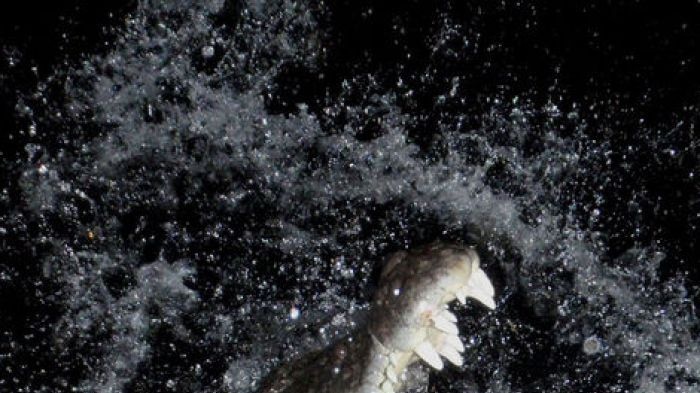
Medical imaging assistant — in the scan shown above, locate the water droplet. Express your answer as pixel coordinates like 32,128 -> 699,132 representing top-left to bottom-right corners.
289,306 -> 300,320
201,45 -> 215,58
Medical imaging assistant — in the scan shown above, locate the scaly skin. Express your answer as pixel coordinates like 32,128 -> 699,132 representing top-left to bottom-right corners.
258,243 -> 496,393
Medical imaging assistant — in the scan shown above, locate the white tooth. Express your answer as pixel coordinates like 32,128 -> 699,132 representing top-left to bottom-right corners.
462,267 -> 496,309
441,309 -> 458,322
465,286 -> 496,310
456,289 -> 467,304
469,268 -> 495,296
386,367 -> 398,383
432,314 -> 459,335
415,341 -> 444,370
438,343 -> 464,367
444,334 -> 465,353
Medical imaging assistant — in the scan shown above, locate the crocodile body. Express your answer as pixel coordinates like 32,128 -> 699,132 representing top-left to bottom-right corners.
258,243 -> 496,393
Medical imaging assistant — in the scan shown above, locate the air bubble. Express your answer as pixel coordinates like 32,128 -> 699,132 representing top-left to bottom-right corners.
582,335 -> 603,355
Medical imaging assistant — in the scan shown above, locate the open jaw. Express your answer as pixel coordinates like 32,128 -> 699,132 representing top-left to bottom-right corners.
257,243 -> 496,393
367,243 -> 496,392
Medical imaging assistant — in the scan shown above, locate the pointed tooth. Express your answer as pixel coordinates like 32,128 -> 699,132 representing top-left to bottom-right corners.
441,309 -> 458,322
456,289 -> 467,304
386,367 -> 398,384
464,286 -> 496,310
444,334 -> 465,353
432,314 -> 459,335
469,268 -> 495,296
437,343 -> 464,367
415,341 -> 444,370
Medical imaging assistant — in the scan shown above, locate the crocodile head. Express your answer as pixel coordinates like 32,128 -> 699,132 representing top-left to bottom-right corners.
257,243 -> 496,393
368,243 -> 496,387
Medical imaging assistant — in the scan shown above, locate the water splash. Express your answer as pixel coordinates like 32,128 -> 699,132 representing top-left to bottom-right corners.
1,1 -> 698,393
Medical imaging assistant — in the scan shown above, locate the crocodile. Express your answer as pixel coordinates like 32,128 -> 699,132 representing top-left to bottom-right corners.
258,243 -> 497,393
